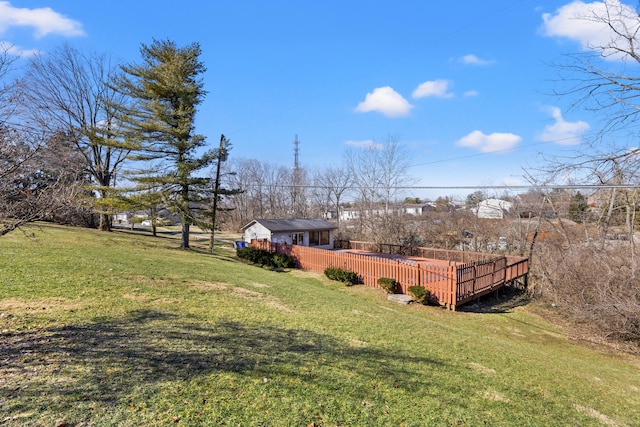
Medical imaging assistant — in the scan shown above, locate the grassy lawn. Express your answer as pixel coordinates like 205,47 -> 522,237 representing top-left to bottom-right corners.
1,223 -> 639,426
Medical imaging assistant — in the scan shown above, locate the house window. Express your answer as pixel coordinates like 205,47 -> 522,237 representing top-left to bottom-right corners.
309,231 -> 319,246
292,232 -> 303,245
309,230 -> 329,246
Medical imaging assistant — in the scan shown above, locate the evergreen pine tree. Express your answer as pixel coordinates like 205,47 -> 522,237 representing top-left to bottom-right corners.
112,39 -> 215,248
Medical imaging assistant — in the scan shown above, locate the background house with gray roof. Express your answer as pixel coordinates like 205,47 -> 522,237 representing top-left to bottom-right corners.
241,218 -> 337,249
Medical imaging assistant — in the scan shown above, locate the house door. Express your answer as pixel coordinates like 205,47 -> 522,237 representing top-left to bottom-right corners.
292,232 -> 304,245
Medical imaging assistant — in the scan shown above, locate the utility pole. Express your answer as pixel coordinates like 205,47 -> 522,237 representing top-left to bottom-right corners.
209,134 -> 228,254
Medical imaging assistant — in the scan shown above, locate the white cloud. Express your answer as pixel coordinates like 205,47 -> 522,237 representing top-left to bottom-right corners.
345,139 -> 384,150
455,130 -> 522,153
464,90 -> 479,97
412,79 -> 454,99
355,86 -> 413,117
540,1 -> 640,60
459,54 -> 494,65
536,106 -> 590,145
0,1 -> 85,38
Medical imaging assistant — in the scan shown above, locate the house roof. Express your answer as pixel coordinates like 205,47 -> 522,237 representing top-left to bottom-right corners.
241,218 -> 337,232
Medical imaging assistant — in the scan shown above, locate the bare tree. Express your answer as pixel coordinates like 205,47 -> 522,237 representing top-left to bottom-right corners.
552,1 -> 640,135
0,45 -> 86,235
225,158 -> 266,226
312,166 -> 353,229
536,1 -> 640,344
0,127 -> 88,235
0,43 -> 19,123
345,135 -> 416,239
20,44 -> 130,231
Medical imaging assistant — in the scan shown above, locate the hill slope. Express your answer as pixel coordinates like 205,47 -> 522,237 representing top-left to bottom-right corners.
1,224 -> 639,426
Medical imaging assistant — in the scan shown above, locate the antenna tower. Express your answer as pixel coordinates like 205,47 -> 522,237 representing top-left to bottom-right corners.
293,134 -> 300,171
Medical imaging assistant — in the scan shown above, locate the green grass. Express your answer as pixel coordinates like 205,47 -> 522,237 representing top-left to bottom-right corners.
1,223 -> 639,426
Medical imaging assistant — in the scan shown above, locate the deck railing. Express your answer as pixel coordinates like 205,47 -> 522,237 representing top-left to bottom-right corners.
250,239 -> 528,310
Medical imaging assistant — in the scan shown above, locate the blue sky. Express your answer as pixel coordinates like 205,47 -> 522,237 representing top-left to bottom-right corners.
0,1 -> 634,199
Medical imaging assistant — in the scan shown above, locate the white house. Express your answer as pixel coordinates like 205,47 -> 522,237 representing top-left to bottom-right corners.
401,203 -> 433,216
241,218 -> 338,249
472,198 -> 513,219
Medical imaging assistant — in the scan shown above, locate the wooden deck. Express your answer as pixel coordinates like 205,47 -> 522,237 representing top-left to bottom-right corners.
251,240 -> 529,310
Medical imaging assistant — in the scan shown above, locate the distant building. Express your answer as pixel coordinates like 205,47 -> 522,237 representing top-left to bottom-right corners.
241,218 -> 337,249
472,198 -> 512,219
401,203 -> 434,216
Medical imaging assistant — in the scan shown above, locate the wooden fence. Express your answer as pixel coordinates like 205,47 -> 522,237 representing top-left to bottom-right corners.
339,240 -> 500,263
250,240 -> 529,311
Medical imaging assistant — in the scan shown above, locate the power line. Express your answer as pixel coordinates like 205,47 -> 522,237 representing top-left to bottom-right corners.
237,183 -> 640,191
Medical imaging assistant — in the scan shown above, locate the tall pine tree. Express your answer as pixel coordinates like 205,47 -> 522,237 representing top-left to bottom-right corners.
113,39 -> 215,248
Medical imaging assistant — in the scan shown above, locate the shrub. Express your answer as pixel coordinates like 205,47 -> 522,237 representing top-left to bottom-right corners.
324,267 -> 358,285
377,277 -> 397,294
236,247 -> 296,269
237,247 -> 271,264
408,286 -> 430,305
272,253 -> 296,269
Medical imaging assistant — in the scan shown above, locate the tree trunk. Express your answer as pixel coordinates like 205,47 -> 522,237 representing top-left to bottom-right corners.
181,222 -> 190,249
98,212 -> 111,231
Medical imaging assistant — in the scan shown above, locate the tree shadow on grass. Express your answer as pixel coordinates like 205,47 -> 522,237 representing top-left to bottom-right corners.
1,309 -> 445,423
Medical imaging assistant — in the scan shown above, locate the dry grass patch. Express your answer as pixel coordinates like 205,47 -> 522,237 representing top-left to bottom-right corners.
348,339 -> 368,348
232,287 -> 294,313
288,269 -> 322,279
482,390 -> 510,403
468,362 -> 496,375
574,404 -> 625,427
248,282 -> 271,288
188,281 -> 230,291
0,297 -> 83,312
122,293 -> 151,302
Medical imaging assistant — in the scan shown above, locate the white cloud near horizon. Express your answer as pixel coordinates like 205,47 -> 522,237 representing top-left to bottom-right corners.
412,79 -> 454,99
541,0 -> 640,60
0,1 -> 85,38
355,86 -> 413,117
459,54 -> 494,65
455,130 -> 522,153
344,139 -> 384,150
536,106 -> 590,145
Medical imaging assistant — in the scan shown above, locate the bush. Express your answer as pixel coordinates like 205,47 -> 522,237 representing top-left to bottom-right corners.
324,267 -> 358,285
408,286 -> 430,305
236,247 -> 296,269
237,247 -> 271,265
272,253 -> 296,269
377,277 -> 398,294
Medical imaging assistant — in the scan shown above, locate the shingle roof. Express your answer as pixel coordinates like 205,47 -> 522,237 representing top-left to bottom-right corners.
241,218 -> 337,232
